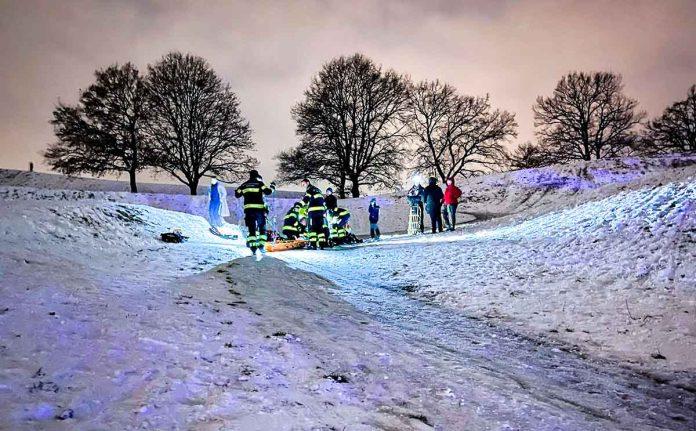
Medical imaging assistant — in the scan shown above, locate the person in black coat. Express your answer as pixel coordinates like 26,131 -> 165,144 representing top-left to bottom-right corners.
421,176 -> 444,233
325,187 -> 338,213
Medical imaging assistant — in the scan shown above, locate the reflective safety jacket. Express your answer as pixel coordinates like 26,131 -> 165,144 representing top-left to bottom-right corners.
333,207 -> 350,224
282,208 -> 302,233
302,184 -> 326,215
234,178 -> 274,213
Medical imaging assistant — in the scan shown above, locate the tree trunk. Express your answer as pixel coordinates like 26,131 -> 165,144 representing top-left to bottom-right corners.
338,176 -> 347,199
129,169 -> 138,193
350,178 -> 360,198
189,178 -> 199,195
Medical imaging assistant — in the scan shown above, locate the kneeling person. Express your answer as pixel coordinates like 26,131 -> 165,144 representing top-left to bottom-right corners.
282,202 -> 303,240
330,207 -> 351,245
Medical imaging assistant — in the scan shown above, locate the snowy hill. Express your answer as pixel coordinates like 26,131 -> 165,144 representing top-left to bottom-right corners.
278,180 -> 696,377
3,155 -> 694,237
0,168 -> 304,198
1,155 -> 695,429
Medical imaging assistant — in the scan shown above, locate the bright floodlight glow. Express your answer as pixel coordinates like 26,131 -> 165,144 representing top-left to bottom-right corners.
412,174 -> 423,186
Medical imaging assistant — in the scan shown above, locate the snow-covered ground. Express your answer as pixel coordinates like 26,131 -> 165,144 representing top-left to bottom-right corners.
277,181 -> 696,377
1,155 -> 695,429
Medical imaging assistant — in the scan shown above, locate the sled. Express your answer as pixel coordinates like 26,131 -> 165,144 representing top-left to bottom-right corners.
265,238 -> 307,252
209,227 -> 239,240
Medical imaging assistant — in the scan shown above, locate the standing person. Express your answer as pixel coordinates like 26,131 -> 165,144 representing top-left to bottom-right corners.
407,180 -> 425,234
235,170 -> 275,259
368,198 -> 381,240
442,177 -> 462,231
207,178 -> 229,233
422,176 -> 444,233
301,178 -> 327,249
325,187 -> 338,213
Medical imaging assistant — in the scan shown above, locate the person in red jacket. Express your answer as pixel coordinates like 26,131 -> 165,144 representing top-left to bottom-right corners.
442,177 -> 462,231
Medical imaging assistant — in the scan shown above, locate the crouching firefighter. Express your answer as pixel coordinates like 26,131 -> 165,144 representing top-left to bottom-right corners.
330,207 -> 351,245
235,170 -> 275,256
282,201 -> 304,240
301,178 -> 327,249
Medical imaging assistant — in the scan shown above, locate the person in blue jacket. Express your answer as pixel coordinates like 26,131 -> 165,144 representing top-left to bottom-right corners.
368,198 -> 381,239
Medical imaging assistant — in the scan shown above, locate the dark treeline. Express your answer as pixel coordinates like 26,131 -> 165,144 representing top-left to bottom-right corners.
46,52 -> 695,195
45,53 -> 255,194
279,55 -> 694,196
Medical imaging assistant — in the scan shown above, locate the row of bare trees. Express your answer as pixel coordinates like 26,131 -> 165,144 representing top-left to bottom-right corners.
277,54 -> 518,197
508,73 -> 696,169
47,51 -> 694,196
45,53 -> 255,194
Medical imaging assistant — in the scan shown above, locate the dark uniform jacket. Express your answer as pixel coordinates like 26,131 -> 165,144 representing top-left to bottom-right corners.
235,178 -> 274,212
283,208 -> 301,232
302,185 -> 326,214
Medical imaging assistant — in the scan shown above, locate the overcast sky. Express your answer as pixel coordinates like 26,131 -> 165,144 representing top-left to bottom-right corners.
1,0 -> 695,184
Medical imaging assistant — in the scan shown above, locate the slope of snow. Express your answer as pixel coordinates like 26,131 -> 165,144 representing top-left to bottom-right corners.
1,160 -> 695,429
0,168 -> 303,198
4,155 -> 695,238
277,181 -> 696,375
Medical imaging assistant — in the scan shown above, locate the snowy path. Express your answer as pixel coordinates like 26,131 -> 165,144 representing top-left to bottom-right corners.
276,252 -> 695,430
271,182 -> 696,430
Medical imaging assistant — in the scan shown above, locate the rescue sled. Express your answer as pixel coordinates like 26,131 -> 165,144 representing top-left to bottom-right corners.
264,238 -> 307,252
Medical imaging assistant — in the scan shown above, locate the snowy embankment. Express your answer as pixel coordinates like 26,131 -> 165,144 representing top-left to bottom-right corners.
277,180 -> 696,378
1,157 -> 695,429
6,189 -> 676,430
3,155 -> 694,237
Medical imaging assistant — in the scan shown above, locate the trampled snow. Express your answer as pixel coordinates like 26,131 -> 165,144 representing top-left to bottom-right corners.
1,156 -> 695,430
277,181 -> 696,375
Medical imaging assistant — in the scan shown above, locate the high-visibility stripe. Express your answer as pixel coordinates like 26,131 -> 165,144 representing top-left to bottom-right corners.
284,214 -> 297,220
308,206 -> 325,212
244,203 -> 266,210
283,226 -> 298,231
242,187 -> 260,193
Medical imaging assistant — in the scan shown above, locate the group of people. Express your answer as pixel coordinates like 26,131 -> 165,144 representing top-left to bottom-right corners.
209,170 -> 379,256
209,169 -> 461,257
407,176 -> 462,234
280,179 -> 373,250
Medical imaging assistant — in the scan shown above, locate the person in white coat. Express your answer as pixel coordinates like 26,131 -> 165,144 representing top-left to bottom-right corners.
207,178 -> 230,231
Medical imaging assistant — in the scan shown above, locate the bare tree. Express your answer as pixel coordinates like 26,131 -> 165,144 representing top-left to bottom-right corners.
276,143 -> 344,191
506,141 -> 557,170
643,84 -> 696,154
407,80 -> 517,182
534,72 -> 645,161
146,52 -> 256,195
279,54 -> 409,198
44,63 -> 150,192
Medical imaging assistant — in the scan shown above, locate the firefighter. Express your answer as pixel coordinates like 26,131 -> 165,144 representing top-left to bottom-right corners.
282,202 -> 303,240
330,207 -> 351,245
301,178 -> 327,249
235,170 -> 275,257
